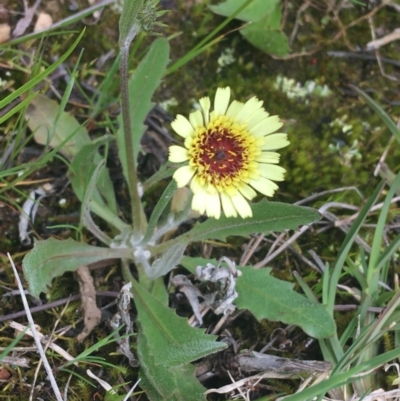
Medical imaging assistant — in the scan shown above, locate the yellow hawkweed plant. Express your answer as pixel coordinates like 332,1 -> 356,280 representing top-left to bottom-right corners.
168,87 -> 290,219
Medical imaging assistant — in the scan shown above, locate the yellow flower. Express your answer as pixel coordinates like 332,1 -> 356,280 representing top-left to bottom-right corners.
168,87 -> 289,219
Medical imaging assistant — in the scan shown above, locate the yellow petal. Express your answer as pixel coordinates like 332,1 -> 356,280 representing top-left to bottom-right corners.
250,116 -> 283,137
189,109 -> 204,128
256,151 -> 281,163
249,176 -> 278,197
173,165 -> 196,187
226,100 -> 243,118
236,96 -> 263,123
221,192 -> 237,218
199,96 -> 211,125
247,109 -> 270,129
206,192 -> 221,219
238,182 -> 257,200
190,175 -> 206,194
258,164 -> 286,181
214,87 -> 231,116
231,192 -> 252,218
168,146 -> 189,163
171,115 -> 194,138
192,191 -> 207,214
262,134 -> 290,150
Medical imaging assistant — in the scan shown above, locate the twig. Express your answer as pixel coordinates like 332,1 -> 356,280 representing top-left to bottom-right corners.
7,253 -> 64,401
9,321 -> 76,364
272,0 -> 391,60
374,136 -> 395,176
289,1 -> 311,47
367,17 -> 398,81
0,291 -> 119,323
327,51 -> 400,68
29,296 -> 72,401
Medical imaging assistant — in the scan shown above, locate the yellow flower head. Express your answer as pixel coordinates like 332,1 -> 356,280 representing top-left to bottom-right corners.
168,87 -> 289,219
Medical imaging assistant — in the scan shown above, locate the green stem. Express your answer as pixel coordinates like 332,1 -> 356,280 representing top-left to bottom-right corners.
121,258 -> 152,291
121,258 -> 135,284
119,41 -> 145,239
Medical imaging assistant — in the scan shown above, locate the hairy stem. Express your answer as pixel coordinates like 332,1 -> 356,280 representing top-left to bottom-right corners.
120,39 -> 145,239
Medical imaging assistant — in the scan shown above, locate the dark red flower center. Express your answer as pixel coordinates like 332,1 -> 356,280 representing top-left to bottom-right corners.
195,128 -> 247,178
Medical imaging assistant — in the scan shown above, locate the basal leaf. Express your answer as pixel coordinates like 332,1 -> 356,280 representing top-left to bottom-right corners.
68,136 -> 118,214
131,278 -> 226,367
180,257 -> 336,339
67,137 -> 128,232
26,94 -> 91,160
151,201 -> 320,258
117,37 -> 170,181
150,277 -> 169,305
180,256 -> 218,275
183,201 -> 319,243
138,331 -> 207,401
236,267 -> 336,339
143,180 -> 177,243
149,240 -> 187,279
22,238 -> 131,297
209,0 -> 279,22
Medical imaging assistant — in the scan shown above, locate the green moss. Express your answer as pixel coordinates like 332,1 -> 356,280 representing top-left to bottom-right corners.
161,1 -> 400,207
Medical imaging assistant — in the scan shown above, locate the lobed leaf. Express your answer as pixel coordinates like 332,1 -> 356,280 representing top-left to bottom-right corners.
235,267 -> 336,339
138,331 -> 207,401
181,200 -> 320,243
180,257 -> 336,339
130,278 -> 226,367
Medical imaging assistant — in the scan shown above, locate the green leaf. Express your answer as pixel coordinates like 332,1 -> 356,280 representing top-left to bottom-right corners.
138,331 -> 207,401
150,277 -> 169,305
240,6 -> 290,57
68,136 -> 118,213
236,267 -> 336,339
180,256 -> 217,275
116,37 -> 170,180
241,27 -> 290,56
180,257 -> 336,339
209,0 -> 279,22
68,136 -> 128,232
171,201 -> 320,245
22,238 -> 131,297
130,278 -> 226,367
26,94 -> 91,160
143,180 -> 177,243
150,241 -> 187,279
